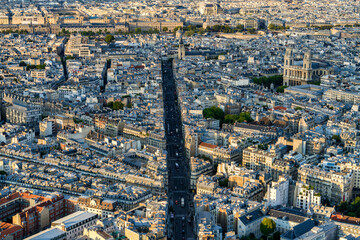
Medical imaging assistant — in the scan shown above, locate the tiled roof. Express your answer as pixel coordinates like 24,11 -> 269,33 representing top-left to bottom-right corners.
331,213 -> 360,225
199,142 -> 217,149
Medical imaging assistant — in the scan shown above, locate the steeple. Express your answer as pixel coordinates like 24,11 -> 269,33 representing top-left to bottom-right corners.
178,37 -> 185,60
284,47 -> 294,66
303,51 -> 312,69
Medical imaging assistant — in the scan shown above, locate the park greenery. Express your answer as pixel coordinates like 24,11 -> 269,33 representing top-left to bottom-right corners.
276,85 -> 288,93
219,178 -> 229,187
105,34 -> 115,44
56,23 -> 360,39
332,134 -> 341,143
1,29 -> 29,34
223,112 -> 253,124
19,61 -> 47,71
337,196 -> 360,217
180,24 -> 257,37
107,101 -> 124,110
252,75 -> 283,88
203,106 -> 225,122
268,24 -> 289,30
258,144 -> 268,150
73,118 -> 83,124
310,25 -> 333,30
203,106 -> 254,126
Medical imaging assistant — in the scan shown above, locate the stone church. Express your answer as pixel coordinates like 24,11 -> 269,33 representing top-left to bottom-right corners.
283,48 -> 335,86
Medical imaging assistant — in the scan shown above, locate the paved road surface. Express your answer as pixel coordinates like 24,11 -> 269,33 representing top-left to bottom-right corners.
161,58 -> 194,240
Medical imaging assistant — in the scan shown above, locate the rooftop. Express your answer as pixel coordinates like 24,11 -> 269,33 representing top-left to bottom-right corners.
24,228 -> 66,240
51,211 -> 97,229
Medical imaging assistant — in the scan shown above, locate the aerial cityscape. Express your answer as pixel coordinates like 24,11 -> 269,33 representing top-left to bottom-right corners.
0,0 -> 360,240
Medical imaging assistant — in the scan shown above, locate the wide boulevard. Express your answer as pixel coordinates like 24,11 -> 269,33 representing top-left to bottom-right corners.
161,58 -> 194,240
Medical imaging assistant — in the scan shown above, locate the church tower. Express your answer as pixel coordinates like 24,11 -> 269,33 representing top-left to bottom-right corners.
178,38 -> 185,60
303,51 -> 312,69
303,51 -> 312,83
284,47 -> 294,66
283,48 -> 294,86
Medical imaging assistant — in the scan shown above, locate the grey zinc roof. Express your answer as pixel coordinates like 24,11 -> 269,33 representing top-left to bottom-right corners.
51,211 -> 97,229
268,209 -> 307,224
281,219 -> 315,240
238,209 -> 264,226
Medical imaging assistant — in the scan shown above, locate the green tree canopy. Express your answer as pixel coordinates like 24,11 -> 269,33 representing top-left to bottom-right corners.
236,24 -> 245,31
247,28 -> 256,34
203,106 -> 225,121
223,112 -> 253,124
185,30 -> 195,37
162,27 -> 168,32
107,101 -> 124,110
105,34 -> 115,44
173,26 -> 183,34
276,85 -> 288,93
273,231 -> 281,240
332,135 -> 341,143
135,28 -> 142,34
219,178 -> 229,187
253,75 -> 283,88
260,218 -> 276,236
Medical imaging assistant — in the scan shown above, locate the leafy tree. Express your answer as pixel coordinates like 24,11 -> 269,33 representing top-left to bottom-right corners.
80,31 -> 96,36
173,26 -> 183,34
60,28 -> 70,36
268,23 -> 276,30
294,107 -> 303,111
252,75 -> 283,88
249,233 -> 256,240
311,25 -> 333,30
332,135 -> 341,143
73,118 -> 83,124
26,64 -> 46,71
203,106 -> 225,121
197,27 -> 206,35
273,231 -> 281,240
223,112 -> 253,124
19,61 -> 27,66
187,25 -> 196,31
236,24 -> 245,31
126,103 -> 133,108
185,30 -> 195,37
162,27 -> 168,32
135,28 -> 142,34
107,101 -> 113,109
105,34 -> 115,44
113,101 -> 124,110
219,178 -> 229,187
260,218 -> 276,236
247,28 -> 256,34
276,85 -> 288,93
258,144 -> 268,150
